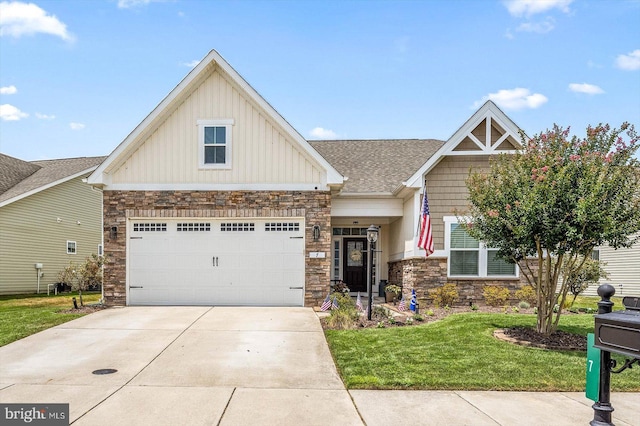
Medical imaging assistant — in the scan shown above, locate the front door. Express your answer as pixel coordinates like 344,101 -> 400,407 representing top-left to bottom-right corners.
343,238 -> 367,292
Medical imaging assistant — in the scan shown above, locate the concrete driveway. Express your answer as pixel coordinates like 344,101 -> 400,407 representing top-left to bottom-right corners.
1,306 -> 638,425
0,307 -> 362,425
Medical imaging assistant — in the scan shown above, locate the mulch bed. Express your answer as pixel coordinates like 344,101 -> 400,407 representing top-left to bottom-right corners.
59,304 -> 107,314
321,304 -> 588,351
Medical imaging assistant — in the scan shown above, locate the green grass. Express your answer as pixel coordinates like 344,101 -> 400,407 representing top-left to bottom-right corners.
0,292 -> 102,347
325,312 -> 640,391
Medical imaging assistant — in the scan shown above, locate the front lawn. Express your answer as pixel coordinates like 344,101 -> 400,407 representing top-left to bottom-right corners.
0,292 -> 102,347
324,312 -> 640,391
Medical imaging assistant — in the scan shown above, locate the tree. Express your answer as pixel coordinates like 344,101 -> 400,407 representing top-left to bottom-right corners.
463,123 -> 640,335
57,254 -> 105,307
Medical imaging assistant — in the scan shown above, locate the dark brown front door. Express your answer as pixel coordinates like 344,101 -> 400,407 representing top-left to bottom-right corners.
343,238 -> 367,292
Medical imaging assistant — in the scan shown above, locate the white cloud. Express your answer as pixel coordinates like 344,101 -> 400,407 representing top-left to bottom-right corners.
309,127 -> 338,139
0,85 -> 17,94
117,0 -> 168,8
615,49 -> 640,71
568,83 -> 604,95
0,1 -> 74,41
0,103 -> 28,121
35,112 -> 55,120
503,0 -> 573,17
474,88 -> 548,110
69,122 -> 85,130
182,59 -> 200,68
516,17 -> 555,34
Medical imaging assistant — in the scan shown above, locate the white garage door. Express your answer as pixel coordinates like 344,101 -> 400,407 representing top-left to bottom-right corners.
128,219 -> 305,306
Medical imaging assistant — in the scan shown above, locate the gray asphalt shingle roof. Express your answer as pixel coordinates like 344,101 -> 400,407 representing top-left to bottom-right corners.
309,139 -> 445,193
0,155 -> 106,204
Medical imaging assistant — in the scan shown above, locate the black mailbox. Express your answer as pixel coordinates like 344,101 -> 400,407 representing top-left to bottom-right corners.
594,296 -> 640,359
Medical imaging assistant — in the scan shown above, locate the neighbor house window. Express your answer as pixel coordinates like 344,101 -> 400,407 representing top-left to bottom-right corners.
198,119 -> 234,169
67,241 -> 77,254
444,217 -> 516,278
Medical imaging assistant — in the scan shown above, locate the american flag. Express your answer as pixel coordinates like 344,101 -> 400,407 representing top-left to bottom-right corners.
332,296 -> 339,309
398,295 -> 406,312
356,292 -> 364,312
418,187 -> 434,257
320,294 -> 331,311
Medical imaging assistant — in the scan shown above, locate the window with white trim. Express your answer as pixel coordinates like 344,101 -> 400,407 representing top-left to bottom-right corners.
444,217 -> 517,278
67,241 -> 77,255
198,119 -> 233,169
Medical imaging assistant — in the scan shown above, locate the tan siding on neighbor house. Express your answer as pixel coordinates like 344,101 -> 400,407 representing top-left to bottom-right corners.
425,155 -> 490,250
111,68 -> 324,185
0,177 -> 102,294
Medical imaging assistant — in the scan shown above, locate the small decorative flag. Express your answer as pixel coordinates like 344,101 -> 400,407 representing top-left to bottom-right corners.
332,296 -> 339,310
356,292 -> 364,312
410,289 -> 417,312
320,294 -> 331,311
398,295 -> 406,312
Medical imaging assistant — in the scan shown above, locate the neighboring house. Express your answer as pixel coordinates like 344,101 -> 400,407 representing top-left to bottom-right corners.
582,240 -> 640,298
0,154 -> 106,295
88,49 -> 528,307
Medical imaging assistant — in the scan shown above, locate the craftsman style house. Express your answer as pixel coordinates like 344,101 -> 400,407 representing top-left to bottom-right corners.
88,50 -> 529,307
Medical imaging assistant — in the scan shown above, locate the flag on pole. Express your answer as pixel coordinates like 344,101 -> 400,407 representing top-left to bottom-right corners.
320,294 -> 331,311
398,295 -> 406,312
332,296 -> 339,310
356,292 -> 364,312
410,289 -> 417,312
418,186 -> 434,257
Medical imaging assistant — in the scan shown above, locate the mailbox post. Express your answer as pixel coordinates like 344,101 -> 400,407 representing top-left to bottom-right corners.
591,284 -> 640,426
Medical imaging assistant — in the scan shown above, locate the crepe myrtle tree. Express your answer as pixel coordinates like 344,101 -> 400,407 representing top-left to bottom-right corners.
463,123 -> 640,335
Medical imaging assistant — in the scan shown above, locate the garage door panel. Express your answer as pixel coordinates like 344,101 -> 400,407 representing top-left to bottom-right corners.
128,219 -> 305,306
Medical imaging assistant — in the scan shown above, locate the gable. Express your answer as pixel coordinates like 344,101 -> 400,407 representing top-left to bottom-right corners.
405,101 -> 523,188
89,50 -> 343,191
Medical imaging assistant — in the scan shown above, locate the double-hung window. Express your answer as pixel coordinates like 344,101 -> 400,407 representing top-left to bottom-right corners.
445,217 -> 517,278
198,119 -> 233,169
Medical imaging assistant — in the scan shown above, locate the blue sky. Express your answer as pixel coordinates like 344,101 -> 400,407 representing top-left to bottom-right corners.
1,0 -> 639,161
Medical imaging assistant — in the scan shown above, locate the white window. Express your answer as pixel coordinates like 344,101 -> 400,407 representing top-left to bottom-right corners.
67,241 -> 77,255
198,119 -> 234,169
444,217 -> 517,278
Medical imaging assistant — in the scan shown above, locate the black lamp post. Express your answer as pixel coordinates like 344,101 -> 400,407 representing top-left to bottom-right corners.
366,225 -> 379,320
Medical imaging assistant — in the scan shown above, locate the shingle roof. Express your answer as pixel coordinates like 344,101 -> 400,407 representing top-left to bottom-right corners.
309,139 -> 445,193
0,153 -> 41,195
0,155 -> 107,205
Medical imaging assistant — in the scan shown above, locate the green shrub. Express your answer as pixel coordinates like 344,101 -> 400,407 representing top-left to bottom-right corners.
483,286 -> 511,307
413,314 -> 424,321
429,283 -> 459,307
515,286 -> 536,305
518,301 -> 531,309
326,293 -> 359,329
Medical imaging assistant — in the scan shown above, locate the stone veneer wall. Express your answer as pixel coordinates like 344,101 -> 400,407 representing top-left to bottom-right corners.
103,190 -> 331,307
388,257 -> 529,306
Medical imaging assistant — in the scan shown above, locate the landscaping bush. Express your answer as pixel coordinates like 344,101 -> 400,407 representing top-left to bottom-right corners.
515,285 -> 536,305
483,285 -> 511,307
429,283 -> 459,307
326,293 -> 359,330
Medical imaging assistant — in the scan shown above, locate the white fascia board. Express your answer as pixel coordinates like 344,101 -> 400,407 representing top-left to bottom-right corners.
404,101 -> 524,188
88,49 -> 345,187
0,166 -> 98,208
101,183 -> 331,191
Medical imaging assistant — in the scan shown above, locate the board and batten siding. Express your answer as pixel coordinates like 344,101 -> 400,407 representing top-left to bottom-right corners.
425,155 -> 490,250
111,67 -> 325,185
0,177 -> 102,294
